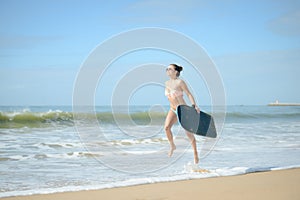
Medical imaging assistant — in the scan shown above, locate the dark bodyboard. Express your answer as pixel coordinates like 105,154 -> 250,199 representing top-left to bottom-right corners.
177,105 -> 217,138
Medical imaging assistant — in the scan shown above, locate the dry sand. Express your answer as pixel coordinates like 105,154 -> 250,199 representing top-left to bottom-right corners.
2,168 -> 299,200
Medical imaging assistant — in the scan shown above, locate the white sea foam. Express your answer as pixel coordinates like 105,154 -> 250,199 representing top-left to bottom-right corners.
1,165 -> 299,198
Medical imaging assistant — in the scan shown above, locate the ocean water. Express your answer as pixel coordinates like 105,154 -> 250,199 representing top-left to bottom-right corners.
0,105 -> 300,197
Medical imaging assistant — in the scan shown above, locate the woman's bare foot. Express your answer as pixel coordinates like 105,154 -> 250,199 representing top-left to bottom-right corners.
168,143 -> 176,157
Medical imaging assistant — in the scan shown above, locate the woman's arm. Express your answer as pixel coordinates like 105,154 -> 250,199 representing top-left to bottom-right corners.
180,80 -> 200,112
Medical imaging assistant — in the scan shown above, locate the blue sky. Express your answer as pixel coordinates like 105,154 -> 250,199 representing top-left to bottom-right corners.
0,0 -> 300,106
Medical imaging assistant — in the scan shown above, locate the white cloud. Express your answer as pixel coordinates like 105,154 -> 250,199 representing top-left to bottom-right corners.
267,9 -> 300,36
0,35 -> 63,49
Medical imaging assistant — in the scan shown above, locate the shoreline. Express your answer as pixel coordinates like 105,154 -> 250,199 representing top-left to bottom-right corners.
2,168 -> 299,200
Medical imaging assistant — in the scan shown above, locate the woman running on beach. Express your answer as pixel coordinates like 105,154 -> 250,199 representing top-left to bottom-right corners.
164,64 -> 200,164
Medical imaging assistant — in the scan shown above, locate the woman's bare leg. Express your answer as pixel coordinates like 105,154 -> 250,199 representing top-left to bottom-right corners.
164,110 -> 178,157
186,131 -> 199,164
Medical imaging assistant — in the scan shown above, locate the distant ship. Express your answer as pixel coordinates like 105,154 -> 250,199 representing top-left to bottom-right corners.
268,100 -> 300,106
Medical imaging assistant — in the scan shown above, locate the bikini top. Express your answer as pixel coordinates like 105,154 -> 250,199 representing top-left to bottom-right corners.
165,89 -> 183,98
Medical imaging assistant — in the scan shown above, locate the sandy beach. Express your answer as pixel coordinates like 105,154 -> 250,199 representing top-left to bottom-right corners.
2,168 -> 299,200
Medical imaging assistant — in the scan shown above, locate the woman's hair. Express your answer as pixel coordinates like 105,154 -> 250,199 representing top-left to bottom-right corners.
170,64 -> 183,77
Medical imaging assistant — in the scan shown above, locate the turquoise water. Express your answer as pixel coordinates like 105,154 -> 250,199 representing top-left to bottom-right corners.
0,105 -> 300,197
